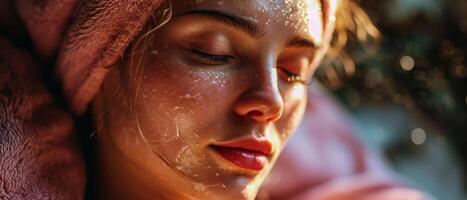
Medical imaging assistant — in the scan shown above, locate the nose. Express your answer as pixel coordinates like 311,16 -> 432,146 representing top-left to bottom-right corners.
233,68 -> 284,122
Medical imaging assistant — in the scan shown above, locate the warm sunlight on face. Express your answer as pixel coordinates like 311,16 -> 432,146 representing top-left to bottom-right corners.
93,0 -> 338,199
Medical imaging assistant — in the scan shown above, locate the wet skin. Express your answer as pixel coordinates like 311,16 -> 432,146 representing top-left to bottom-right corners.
92,0 -> 337,199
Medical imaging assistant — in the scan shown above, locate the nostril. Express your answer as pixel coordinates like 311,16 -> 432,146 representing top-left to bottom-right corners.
247,110 -> 263,118
234,89 -> 284,122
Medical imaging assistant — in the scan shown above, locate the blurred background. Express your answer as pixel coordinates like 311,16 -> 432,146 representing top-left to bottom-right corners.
317,0 -> 467,199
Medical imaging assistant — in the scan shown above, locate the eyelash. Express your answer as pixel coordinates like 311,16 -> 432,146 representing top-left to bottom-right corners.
191,49 -> 233,65
191,50 -> 309,85
278,67 -> 307,85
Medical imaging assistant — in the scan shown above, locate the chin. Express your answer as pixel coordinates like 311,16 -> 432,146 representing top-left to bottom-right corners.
181,173 -> 263,200
197,188 -> 258,200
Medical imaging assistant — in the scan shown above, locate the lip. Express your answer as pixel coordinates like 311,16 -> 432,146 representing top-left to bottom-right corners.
210,137 -> 274,171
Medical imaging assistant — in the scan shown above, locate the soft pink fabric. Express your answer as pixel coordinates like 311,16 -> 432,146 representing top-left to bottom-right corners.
0,37 -> 85,199
55,0 -> 164,114
259,85 -> 431,200
0,0 -> 163,198
13,0 -> 164,114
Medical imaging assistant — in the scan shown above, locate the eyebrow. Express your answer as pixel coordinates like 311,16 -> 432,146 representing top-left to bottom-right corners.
288,36 -> 320,49
177,9 -> 320,49
176,9 -> 265,38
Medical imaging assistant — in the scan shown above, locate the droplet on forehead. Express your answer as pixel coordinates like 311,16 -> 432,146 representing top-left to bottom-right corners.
266,0 -> 324,45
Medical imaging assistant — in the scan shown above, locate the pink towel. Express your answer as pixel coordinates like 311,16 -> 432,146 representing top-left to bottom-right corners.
1,0 -> 163,198
14,0 -> 163,114
0,36 -> 85,199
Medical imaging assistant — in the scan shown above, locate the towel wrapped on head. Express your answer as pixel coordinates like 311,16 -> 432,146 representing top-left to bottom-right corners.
0,0 -> 163,198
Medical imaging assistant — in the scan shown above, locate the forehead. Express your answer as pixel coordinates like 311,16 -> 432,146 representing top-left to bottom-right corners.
172,0 -> 325,45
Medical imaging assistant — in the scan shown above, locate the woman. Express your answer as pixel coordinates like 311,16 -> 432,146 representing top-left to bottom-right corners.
0,0 -> 428,199
1,0 -> 336,198
91,0 -> 337,199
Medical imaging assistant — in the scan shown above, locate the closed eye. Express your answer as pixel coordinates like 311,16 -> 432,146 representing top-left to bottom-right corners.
277,67 -> 306,84
191,49 -> 235,65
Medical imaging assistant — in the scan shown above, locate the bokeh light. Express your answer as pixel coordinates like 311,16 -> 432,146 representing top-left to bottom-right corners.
316,0 -> 467,199
411,128 -> 427,145
400,55 -> 415,71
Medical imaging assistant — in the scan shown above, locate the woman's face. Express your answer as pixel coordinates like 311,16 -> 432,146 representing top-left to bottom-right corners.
95,0 -> 336,199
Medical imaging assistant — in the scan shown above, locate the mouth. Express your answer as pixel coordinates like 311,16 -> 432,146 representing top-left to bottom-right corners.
210,137 -> 274,171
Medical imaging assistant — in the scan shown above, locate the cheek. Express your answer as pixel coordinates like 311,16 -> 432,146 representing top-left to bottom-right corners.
127,58 -> 237,182
139,60 -> 232,125
276,85 -> 307,141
